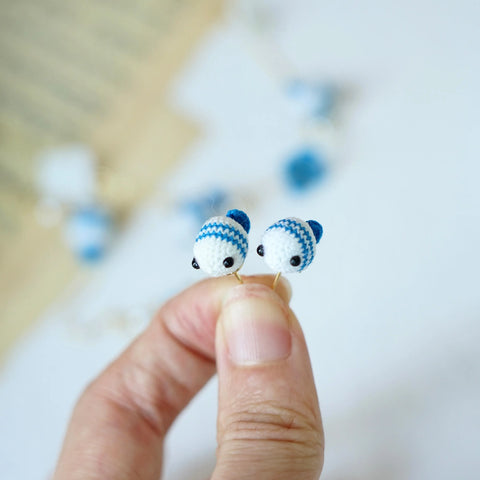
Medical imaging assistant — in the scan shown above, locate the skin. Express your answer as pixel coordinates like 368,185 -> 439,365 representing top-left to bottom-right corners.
54,275 -> 324,480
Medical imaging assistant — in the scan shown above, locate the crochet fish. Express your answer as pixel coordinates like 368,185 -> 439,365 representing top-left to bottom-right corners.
192,209 -> 250,278
257,218 -> 323,278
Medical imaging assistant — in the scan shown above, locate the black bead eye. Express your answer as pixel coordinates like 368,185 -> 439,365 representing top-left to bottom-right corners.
223,257 -> 234,268
192,257 -> 200,269
257,244 -> 264,256
290,255 -> 301,267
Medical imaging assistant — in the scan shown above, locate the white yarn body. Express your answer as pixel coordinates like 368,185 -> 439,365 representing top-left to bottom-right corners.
261,217 -> 316,273
194,216 -> 248,277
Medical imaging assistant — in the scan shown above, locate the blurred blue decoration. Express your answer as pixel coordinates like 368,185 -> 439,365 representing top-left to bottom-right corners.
283,148 -> 327,193
65,206 -> 113,264
286,79 -> 336,120
181,189 -> 229,227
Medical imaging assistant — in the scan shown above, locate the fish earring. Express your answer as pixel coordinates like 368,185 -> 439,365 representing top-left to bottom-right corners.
257,217 -> 323,289
192,209 -> 250,284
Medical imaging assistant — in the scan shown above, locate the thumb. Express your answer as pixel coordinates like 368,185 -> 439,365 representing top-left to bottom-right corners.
213,283 -> 324,480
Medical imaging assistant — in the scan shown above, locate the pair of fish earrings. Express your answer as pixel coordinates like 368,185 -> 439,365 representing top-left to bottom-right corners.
192,209 -> 323,289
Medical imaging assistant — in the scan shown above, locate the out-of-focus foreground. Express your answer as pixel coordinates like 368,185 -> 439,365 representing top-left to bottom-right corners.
1,1 -> 479,479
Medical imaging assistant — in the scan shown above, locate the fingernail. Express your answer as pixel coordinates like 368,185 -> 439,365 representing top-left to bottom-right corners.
221,284 -> 291,365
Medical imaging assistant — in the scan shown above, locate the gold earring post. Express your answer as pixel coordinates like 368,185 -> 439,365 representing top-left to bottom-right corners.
234,271 -> 244,284
272,272 -> 281,290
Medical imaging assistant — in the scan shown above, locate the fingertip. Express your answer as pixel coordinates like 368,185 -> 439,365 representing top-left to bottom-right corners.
219,283 -> 292,366
212,278 -> 323,480
275,275 -> 292,303
157,275 -> 292,362
196,274 -> 291,306
241,274 -> 292,305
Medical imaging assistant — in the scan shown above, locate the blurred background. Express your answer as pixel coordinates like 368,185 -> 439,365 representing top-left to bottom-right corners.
1,0 -> 479,478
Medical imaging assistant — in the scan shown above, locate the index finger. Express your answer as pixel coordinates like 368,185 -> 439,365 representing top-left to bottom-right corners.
54,275 -> 291,480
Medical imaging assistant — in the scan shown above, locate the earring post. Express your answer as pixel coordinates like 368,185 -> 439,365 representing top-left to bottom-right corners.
234,271 -> 243,284
272,272 -> 281,290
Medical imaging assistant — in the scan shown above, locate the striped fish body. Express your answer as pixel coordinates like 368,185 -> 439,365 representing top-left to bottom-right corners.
193,215 -> 249,277
261,217 -> 318,274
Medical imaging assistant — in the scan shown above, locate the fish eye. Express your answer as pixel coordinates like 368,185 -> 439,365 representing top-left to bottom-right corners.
256,244 -> 264,256
223,257 -> 234,268
192,257 -> 200,269
290,255 -> 301,267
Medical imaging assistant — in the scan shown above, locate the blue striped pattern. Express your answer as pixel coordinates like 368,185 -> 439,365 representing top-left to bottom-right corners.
266,218 -> 315,271
195,221 -> 248,258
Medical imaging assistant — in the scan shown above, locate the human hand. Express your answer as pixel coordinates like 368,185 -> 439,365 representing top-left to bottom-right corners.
54,275 -> 324,480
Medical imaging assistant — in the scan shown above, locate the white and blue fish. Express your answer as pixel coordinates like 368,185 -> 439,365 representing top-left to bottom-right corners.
257,217 -> 323,274
192,209 -> 250,277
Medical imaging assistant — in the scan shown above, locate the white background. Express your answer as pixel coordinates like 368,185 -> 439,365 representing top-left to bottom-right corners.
1,1 -> 480,478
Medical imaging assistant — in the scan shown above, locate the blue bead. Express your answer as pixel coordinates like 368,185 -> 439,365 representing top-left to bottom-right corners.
284,148 -> 327,192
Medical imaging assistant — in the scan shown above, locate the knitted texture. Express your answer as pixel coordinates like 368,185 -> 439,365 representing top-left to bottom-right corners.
226,209 -> 250,233
259,217 -> 321,273
193,211 -> 249,277
306,220 -> 323,243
